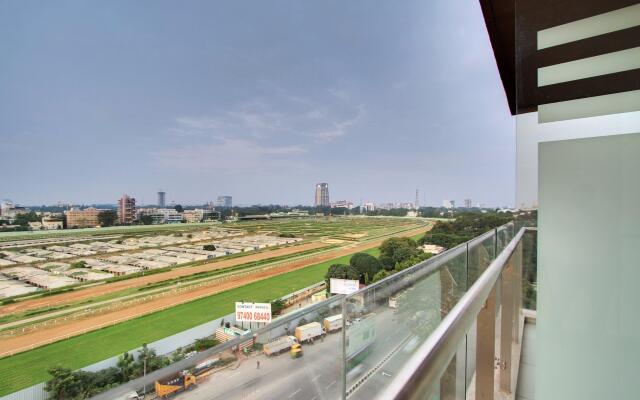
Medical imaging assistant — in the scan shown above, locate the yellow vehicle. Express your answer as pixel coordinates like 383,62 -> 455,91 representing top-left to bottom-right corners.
290,343 -> 303,358
155,371 -> 197,398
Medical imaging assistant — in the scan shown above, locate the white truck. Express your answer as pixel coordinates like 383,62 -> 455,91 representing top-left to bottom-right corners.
295,322 -> 324,343
388,296 -> 398,309
263,335 -> 298,356
323,314 -> 343,333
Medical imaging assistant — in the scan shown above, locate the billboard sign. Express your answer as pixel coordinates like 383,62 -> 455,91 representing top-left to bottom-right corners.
235,302 -> 272,323
330,278 -> 360,295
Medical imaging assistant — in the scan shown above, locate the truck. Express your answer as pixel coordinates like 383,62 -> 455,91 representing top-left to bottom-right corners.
155,371 -> 197,398
295,321 -> 324,343
346,314 -> 376,368
263,335 -> 298,356
323,314 -> 343,333
388,296 -> 398,309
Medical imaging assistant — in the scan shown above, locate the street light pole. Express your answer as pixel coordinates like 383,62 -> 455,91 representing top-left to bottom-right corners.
143,356 -> 147,397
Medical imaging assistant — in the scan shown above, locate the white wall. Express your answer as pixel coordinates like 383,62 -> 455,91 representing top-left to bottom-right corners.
515,111 -> 640,208
538,133 -> 640,399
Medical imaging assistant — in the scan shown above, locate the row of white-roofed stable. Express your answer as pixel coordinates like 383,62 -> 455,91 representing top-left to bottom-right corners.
0,228 -> 247,269
0,233 -> 301,297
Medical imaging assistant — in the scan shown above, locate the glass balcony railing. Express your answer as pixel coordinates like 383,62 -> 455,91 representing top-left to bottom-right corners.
93,223 -> 538,400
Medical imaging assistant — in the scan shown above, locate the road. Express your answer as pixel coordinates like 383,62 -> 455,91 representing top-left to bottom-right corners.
175,306 -> 413,400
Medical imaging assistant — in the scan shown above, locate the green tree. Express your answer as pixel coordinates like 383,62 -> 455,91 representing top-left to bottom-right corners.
13,212 -> 40,227
70,261 -> 87,269
419,213 -> 512,249
117,351 -> 135,382
271,299 -> 286,316
203,244 -> 216,251
349,252 -> 383,284
372,269 -> 391,283
139,215 -> 154,225
45,366 -> 83,400
98,210 -> 117,227
379,237 -> 421,266
174,204 -> 184,213
379,255 -> 395,271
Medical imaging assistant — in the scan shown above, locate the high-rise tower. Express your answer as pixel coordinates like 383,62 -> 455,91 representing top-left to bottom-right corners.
157,190 -> 166,208
314,183 -> 330,207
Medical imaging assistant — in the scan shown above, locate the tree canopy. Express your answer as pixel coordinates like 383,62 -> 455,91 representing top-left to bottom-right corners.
13,212 -> 40,227
97,210 -> 117,227
378,237 -> 422,270
419,213 -> 512,249
139,214 -> 154,225
349,252 -> 383,284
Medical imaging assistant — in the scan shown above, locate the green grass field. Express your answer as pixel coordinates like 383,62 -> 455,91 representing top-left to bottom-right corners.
0,248 -> 379,395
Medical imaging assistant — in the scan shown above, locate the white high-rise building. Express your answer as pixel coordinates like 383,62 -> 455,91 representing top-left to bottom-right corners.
314,183 -> 330,207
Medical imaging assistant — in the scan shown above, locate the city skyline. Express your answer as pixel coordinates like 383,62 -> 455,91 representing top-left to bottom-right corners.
0,1 -> 514,207
1,184 -> 490,209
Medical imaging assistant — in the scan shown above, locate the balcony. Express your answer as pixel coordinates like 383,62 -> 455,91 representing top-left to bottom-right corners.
95,222 -> 537,400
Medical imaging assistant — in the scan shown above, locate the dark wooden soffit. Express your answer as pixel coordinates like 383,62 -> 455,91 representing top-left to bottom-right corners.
479,0 -> 516,115
479,0 -> 639,115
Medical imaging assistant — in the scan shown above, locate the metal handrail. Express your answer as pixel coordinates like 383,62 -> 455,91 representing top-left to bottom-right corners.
379,227 -> 529,400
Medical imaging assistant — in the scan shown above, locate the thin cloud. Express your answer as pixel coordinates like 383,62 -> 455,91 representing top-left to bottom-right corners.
171,88 -> 365,144
175,116 -> 225,130
152,137 -> 307,172
313,105 -> 365,142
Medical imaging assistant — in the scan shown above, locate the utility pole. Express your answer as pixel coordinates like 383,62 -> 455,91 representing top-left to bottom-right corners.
143,355 -> 147,396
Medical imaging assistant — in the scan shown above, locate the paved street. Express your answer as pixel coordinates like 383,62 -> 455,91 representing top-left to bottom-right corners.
175,305 -> 417,400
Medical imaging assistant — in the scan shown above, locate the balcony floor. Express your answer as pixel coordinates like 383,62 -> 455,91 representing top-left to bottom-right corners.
516,314 -> 536,400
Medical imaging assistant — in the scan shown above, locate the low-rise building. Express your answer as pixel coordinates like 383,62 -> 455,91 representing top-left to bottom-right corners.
0,201 -> 31,223
42,217 -> 64,230
183,209 -> 220,223
422,244 -> 446,255
65,207 -> 103,228
136,208 -> 183,224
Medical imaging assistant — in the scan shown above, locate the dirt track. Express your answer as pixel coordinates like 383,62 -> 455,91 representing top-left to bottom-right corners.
0,227 -> 428,356
0,241 -> 328,316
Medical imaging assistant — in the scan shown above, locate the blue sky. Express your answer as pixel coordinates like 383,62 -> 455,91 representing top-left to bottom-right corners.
0,0 -> 514,207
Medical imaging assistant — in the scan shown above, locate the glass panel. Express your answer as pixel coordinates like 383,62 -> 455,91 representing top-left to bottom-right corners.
467,234 -> 496,287
131,297 -> 343,400
465,321 -> 477,390
268,297 -> 344,400
429,339 -> 467,400
345,250 -> 468,399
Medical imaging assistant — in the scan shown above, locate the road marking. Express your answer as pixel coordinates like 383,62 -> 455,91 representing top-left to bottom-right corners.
311,374 -> 322,381
327,380 -> 336,389
288,388 -> 302,398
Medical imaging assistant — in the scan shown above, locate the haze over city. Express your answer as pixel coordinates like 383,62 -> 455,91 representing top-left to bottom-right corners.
0,0 -> 513,207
